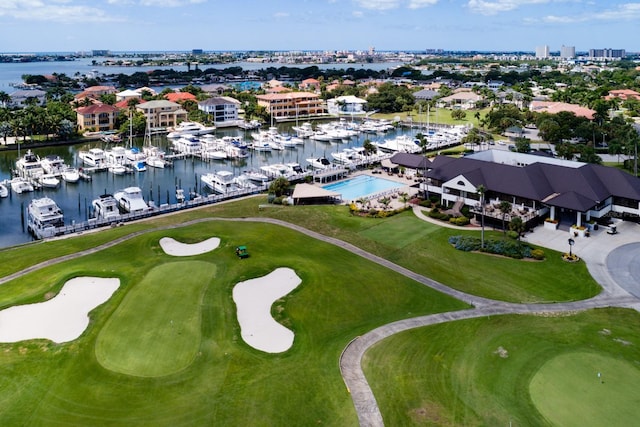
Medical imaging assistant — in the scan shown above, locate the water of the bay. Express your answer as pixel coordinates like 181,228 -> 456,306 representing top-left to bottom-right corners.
0,123 -> 413,248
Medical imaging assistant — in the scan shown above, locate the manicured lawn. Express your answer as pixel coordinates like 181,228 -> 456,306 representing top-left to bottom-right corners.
363,309 -> 640,426
530,351 -> 640,427
0,221 -> 467,425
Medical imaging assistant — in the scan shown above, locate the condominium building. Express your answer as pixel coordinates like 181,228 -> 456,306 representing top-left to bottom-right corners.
76,104 -> 119,132
135,100 -> 188,129
589,48 -> 626,59
535,45 -> 550,59
560,45 -> 575,59
255,92 -> 327,119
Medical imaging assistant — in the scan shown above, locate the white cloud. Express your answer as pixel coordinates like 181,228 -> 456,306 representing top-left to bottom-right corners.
408,0 -> 438,8
526,2 -> 640,24
274,11 -> 290,18
139,0 -> 206,6
0,0 -> 121,22
354,0 -> 401,10
352,10 -> 364,17
467,0 -> 559,16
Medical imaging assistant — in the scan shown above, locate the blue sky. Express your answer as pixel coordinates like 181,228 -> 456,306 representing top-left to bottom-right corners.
1,1 -> 638,53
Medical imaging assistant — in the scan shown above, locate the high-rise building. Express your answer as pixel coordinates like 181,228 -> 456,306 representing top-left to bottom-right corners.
589,48 -> 626,59
560,45 -> 575,59
535,45 -> 550,59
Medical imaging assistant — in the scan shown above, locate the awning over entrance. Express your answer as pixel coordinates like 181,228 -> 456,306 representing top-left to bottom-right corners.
292,183 -> 341,205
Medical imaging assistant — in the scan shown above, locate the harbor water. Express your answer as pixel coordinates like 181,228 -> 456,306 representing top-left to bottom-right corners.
0,123 -> 412,248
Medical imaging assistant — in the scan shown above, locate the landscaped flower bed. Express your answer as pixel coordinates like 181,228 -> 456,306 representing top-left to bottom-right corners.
449,235 -> 544,260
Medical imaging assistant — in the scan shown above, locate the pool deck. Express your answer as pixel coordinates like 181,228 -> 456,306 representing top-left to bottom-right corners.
337,169 -> 422,209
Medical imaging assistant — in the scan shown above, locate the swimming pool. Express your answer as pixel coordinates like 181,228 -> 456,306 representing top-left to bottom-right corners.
322,175 -> 405,201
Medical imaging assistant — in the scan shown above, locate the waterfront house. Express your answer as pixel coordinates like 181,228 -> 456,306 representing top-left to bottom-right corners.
327,95 -> 367,116
165,92 -> 197,103
136,100 -> 188,129
605,89 -> 640,102
299,78 -> 320,92
74,85 -> 117,102
198,96 -> 241,126
115,89 -> 142,102
436,89 -> 484,110
256,92 -> 327,119
8,89 -> 47,107
76,104 -> 119,132
529,101 -> 596,120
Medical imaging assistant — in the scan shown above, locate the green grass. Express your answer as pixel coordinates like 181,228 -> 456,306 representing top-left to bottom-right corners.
530,352 -> 640,427
96,261 -> 214,377
0,221 -> 467,425
363,309 -> 640,426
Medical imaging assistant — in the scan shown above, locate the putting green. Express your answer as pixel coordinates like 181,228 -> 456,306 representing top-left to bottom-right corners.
530,351 -> 640,427
95,261 -> 215,377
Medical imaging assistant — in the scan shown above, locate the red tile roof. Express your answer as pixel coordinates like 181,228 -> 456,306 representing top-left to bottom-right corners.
165,92 -> 197,102
76,104 -> 119,114
114,99 -> 147,109
530,101 -> 595,120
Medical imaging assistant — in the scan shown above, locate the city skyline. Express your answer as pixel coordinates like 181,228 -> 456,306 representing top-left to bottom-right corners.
1,1 -> 639,53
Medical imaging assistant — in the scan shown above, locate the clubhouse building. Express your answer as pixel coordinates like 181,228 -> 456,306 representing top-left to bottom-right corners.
390,150 -> 640,229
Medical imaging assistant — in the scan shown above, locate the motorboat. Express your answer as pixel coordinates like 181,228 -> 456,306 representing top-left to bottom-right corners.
374,135 -> 422,154
61,167 -> 80,183
39,173 -> 60,188
0,181 -> 9,198
143,146 -> 170,168
243,169 -> 270,184
78,148 -> 106,167
306,157 -> 332,170
10,178 -> 34,194
233,174 -> 259,190
201,138 -> 228,160
292,122 -> 315,138
248,141 -> 271,152
166,121 -> 216,138
41,154 -> 67,174
114,187 -> 150,214
286,163 -> 304,175
260,164 -> 296,180
175,188 -> 185,203
201,171 -> 241,194
92,194 -> 121,222
310,131 -> 333,142
126,147 -> 146,163
331,148 -> 357,164
109,164 -> 127,175
26,197 -> 64,239
105,146 -> 127,166
172,134 -> 202,155
15,150 -> 43,179
132,161 -> 147,172
237,119 -> 261,130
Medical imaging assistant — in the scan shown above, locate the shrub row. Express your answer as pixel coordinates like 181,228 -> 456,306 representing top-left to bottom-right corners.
448,235 -> 544,260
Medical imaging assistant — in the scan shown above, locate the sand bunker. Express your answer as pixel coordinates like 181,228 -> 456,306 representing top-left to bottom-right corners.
159,237 -> 221,256
0,277 -> 119,344
233,268 -> 302,353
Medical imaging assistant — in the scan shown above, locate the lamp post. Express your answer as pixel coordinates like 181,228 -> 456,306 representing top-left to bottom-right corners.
568,238 -> 575,258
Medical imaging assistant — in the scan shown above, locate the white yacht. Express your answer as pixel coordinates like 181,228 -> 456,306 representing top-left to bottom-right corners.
39,173 -> 60,188
374,135 -> 422,154
306,157 -> 332,170
41,154 -> 66,174
292,122 -> 315,138
143,146 -> 170,168
61,167 -> 80,183
108,164 -> 127,175
175,188 -> 186,203
114,187 -> 150,214
78,148 -> 106,167
92,194 -> 122,222
10,178 -> 34,194
201,138 -> 228,160
166,121 -> 216,138
172,134 -> 202,155
16,150 -> 43,179
243,169 -> 270,184
201,171 -> 241,194
105,146 -> 127,166
260,164 -> 296,180
27,197 -> 64,239
331,148 -> 357,164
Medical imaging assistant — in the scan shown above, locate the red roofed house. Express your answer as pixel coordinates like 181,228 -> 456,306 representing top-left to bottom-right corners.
74,85 -> 117,102
300,78 -> 320,92
76,104 -> 120,132
164,92 -> 197,103
255,92 -> 326,119
529,101 -> 596,120
605,89 -> 640,102
114,98 -> 147,110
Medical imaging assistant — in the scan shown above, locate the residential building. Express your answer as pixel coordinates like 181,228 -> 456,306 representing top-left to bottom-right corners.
8,89 -> 47,107
76,104 -> 119,132
413,89 -> 439,101
164,92 -> 197,103
198,96 -> 241,126
299,78 -> 320,92
535,45 -> 550,59
136,100 -> 188,129
326,95 -> 367,116
605,89 -> 640,102
255,92 -> 327,119
74,85 -> 117,102
115,89 -> 142,102
436,89 -> 484,110
560,45 -> 576,59
589,48 -> 626,59
529,100 -> 595,119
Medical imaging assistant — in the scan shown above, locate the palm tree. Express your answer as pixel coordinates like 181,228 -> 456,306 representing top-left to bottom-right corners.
498,200 -> 512,238
0,121 -> 12,144
476,185 -> 486,249
509,217 -> 525,241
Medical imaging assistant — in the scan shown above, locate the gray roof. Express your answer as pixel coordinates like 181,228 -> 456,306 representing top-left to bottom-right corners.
427,155 -> 640,212
413,89 -> 439,100
199,96 -> 240,106
390,152 -> 431,170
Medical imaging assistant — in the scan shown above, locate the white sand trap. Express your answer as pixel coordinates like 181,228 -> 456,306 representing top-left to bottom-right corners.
0,277 -> 119,344
159,237 -> 221,256
233,267 -> 302,353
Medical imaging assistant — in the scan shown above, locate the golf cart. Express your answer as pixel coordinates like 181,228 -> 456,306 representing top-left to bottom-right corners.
235,245 -> 249,259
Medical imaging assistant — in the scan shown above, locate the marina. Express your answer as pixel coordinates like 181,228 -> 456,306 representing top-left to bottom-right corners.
0,121 -> 464,247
